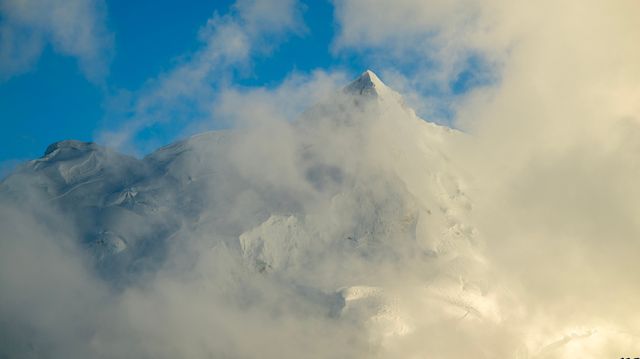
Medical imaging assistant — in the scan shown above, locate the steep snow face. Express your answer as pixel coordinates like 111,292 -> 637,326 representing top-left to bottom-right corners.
342,70 -> 413,114
0,71 -> 506,357
344,70 -> 387,96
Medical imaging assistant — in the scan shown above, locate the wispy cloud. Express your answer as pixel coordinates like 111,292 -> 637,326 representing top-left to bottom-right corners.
97,0 -> 305,154
331,0 -> 503,122
0,0 -> 113,82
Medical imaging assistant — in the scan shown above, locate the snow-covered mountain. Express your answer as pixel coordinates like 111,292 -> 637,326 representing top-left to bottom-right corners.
4,71 -> 627,358
3,70 -> 478,280
0,71 -> 498,357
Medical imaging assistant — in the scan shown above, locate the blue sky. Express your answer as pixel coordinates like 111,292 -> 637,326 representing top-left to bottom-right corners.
0,0 -> 489,175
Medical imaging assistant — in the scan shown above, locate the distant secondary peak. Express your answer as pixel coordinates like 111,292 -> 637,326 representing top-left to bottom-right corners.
344,70 -> 388,97
44,140 -> 99,157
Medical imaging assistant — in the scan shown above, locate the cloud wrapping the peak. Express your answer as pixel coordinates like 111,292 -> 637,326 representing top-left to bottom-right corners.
332,0 -> 640,356
0,0 -> 112,82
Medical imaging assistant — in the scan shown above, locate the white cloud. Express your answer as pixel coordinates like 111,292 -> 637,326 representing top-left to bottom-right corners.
331,0 -> 640,356
0,0 -> 113,82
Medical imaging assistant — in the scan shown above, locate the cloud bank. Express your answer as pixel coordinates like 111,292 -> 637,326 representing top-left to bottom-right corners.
332,0 -> 640,355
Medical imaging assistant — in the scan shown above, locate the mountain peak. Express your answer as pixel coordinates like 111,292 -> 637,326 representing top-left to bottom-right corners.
344,69 -> 388,97
44,140 -> 99,157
